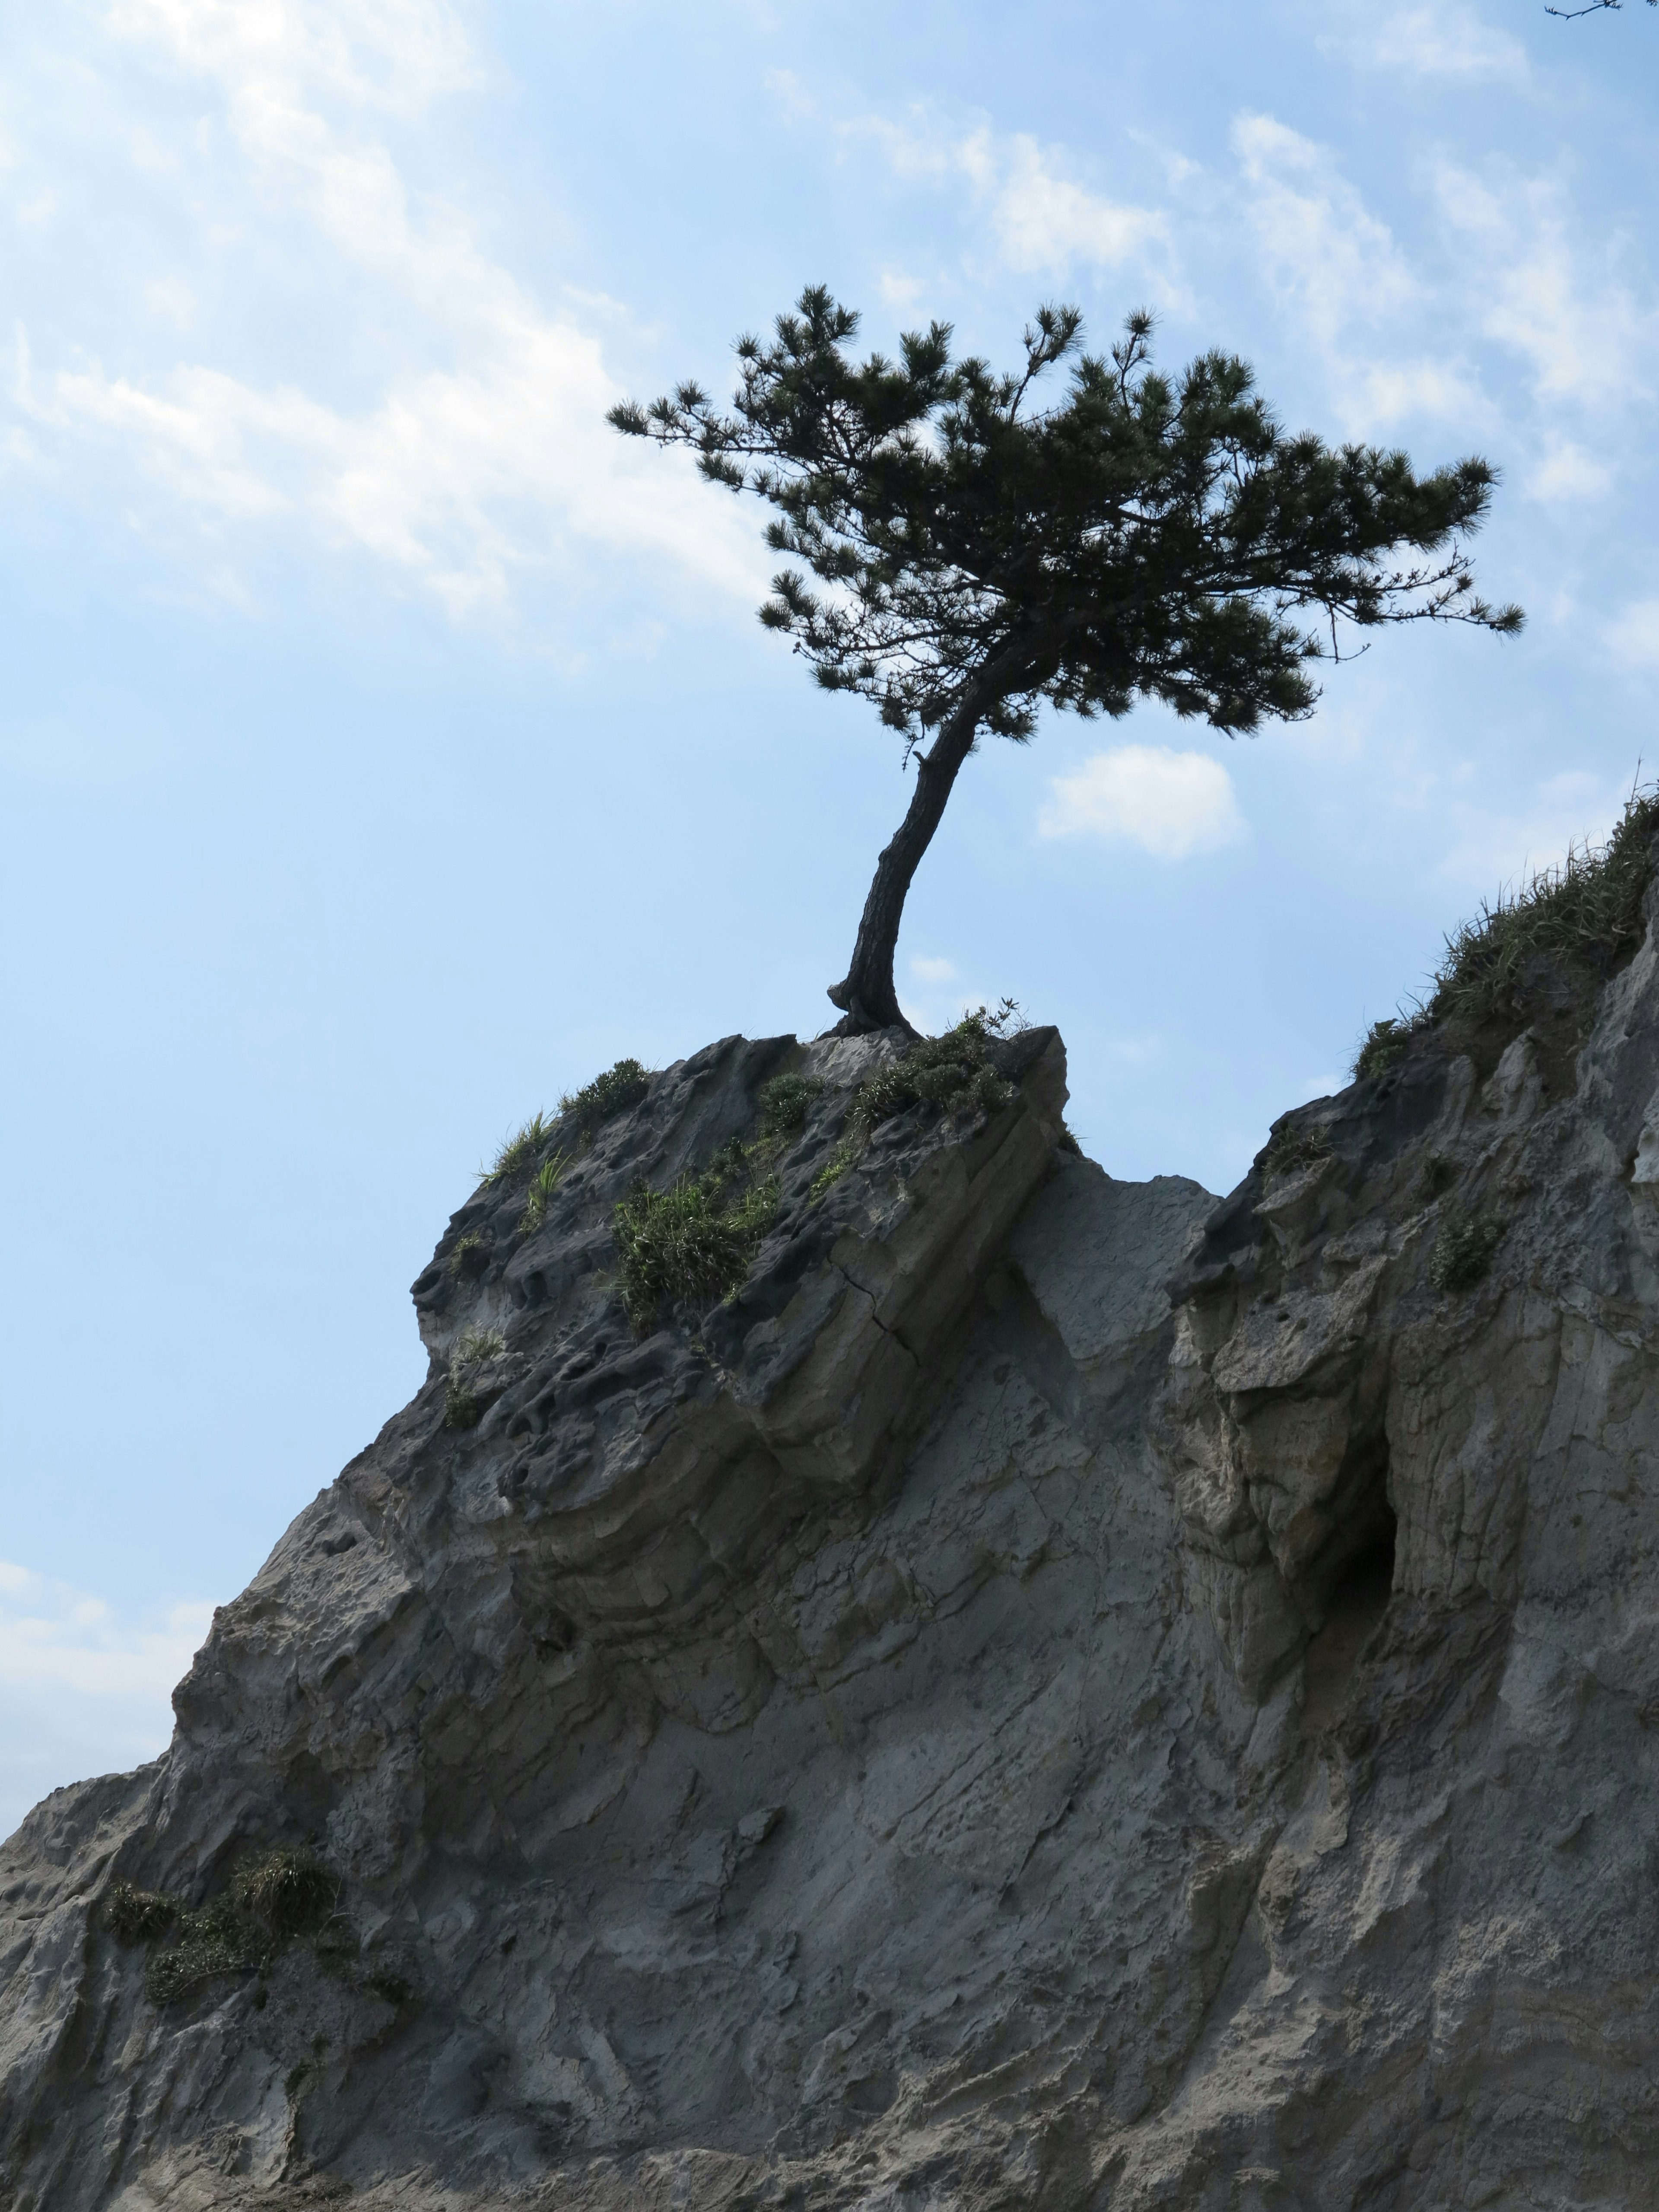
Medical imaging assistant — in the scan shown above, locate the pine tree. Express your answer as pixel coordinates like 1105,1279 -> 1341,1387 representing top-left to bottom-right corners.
612,291 -> 1522,1035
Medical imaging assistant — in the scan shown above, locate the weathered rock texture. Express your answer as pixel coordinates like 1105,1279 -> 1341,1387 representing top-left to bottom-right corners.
8,908 -> 1659,2210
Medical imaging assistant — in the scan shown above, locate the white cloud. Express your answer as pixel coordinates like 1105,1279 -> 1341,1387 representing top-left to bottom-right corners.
1528,439 -> 1613,504
1039,745 -> 1249,859
1324,1 -> 1529,84
4,0 -> 763,623
1231,113 -> 1417,355
850,106 -> 1166,287
909,953 -> 958,983
0,1558 -> 211,1841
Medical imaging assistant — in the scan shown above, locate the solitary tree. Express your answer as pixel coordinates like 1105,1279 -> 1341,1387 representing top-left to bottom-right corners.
611,291 -> 1522,1034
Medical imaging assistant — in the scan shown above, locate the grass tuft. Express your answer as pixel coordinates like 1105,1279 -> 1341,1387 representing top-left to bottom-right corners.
449,1232 -> 492,1281
445,1324 -> 505,1428
614,1153 -> 779,1333
1354,784 -> 1659,1075
1262,1122 -> 1332,1180
757,1071 -> 822,1138
1429,1208 -> 1504,1293
559,1058 -> 650,1132
232,1848 -> 333,1942
518,1150 -> 571,1234
107,1882 -> 176,1944
484,1110 -> 559,1186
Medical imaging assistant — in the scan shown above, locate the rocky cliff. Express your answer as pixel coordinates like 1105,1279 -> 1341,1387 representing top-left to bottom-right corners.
6,892 -> 1659,2210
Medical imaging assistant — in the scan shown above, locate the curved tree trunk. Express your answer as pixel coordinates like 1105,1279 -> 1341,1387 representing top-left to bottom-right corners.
826,708 -> 982,1034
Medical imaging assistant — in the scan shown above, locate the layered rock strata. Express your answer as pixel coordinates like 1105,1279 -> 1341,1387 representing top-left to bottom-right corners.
4,918 -> 1659,2209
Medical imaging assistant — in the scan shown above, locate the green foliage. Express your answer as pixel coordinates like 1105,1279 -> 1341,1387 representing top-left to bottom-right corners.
1426,785 -> 1659,1023
758,1071 -> 823,1137
613,288 -> 1520,750
614,1156 -> 779,1332
133,1849 -> 338,2007
449,1232 -> 492,1281
852,1011 -> 1017,1134
518,1149 -> 571,1234
445,1324 -> 505,1429
232,1847 -> 333,1942
1354,1018 -> 1411,1081
106,1882 -> 176,1943
484,1110 -> 558,1186
808,1139 -> 858,1201
559,1057 -> 650,1131
1262,1122 -> 1332,1179
1429,1208 -> 1505,1293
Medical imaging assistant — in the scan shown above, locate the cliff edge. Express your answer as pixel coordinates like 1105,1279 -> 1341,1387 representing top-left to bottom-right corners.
5,897 -> 1659,2207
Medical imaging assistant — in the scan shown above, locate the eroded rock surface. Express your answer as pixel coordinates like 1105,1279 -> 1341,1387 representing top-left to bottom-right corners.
6,929 -> 1659,2209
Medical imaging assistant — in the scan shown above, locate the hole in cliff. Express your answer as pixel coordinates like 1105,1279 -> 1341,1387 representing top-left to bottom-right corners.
1300,1503 -> 1395,1737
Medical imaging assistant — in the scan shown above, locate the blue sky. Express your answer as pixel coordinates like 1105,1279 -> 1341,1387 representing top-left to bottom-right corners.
2,0 -> 1656,1834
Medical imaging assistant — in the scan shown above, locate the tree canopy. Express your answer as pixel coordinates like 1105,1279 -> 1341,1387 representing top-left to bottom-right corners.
613,291 -> 1522,1033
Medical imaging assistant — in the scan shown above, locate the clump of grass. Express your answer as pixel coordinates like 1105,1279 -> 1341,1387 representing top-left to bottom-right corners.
484,1109 -> 559,1186
445,1324 -> 506,1427
518,1149 -> 571,1234
614,1157 -> 779,1332
449,1231 -> 492,1281
1429,1208 -> 1504,1293
758,1071 -> 822,1138
559,1057 -> 650,1132
232,1847 -> 333,1943
1354,1018 -> 1411,1082
1430,784 -> 1659,1023
1262,1121 -> 1332,1181
1355,785 -> 1659,1075
809,1138 -> 858,1201
106,1882 -> 176,1943
852,1008 -> 1018,1135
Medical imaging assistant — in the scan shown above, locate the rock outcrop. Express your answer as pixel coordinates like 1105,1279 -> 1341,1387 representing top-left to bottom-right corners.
7,895 -> 1659,2209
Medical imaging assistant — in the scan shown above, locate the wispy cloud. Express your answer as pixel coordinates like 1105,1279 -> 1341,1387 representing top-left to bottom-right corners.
1039,745 -> 1249,859
0,1558 -> 210,1841
6,0 -> 763,622
1321,1 -> 1529,84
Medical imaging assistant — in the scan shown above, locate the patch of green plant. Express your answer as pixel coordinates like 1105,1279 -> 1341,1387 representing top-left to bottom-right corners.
1429,1208 -> 1504,1293
106,1882 -> 176,1943
559,1057 -> 650,1132
758,1071 -> 823,1137
518,1149 -> 571,1234
448,1231 -> 492,1281
445,1324 -> 506,1429
232,1847 -> 334,1942
809,1138 -> 858,1201
1262,1122 -> 1332,1180
1428,784 -> 1659,1023
614,1157 -> 779,1332
852,1009 -> 1017,1135
1354,1018 -> 1411,1081
484,1110 -> 559,1186
136,1849 -> 338,2008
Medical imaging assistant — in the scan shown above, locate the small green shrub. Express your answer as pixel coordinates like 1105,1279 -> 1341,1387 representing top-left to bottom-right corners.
143,1894 -> 253,2005
232,1848 -> 333,1942
1262,1122 -> 1332,1180
448,1231 -> 492,1281
106,1882 -> 176,1943
809,1138 -> 858,1201
758,1071 -> 822,1137
852,1011 -> 1016,1134
559,1057 -> 650,1131
445,1325 -> 505,1429
615,1164 -> 779,1332
1354,1018 -> 1411,1081
1430,784 -> 1659,1023
484,1110 -> 558,1186
518,1150 -> 571,1234
1429,1208 -> 1504,1293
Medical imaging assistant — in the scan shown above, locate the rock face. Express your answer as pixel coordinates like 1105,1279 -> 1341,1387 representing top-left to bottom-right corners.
7,909 -> 1659,2209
